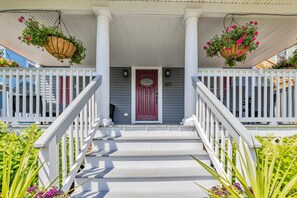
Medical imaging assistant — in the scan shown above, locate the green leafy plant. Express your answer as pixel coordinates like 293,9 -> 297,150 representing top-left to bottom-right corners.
272,51 -> 297,69
192,138 -> 297,198
18,16 -> 86,65
0,57 -> 20,67
204,21 -> 259,67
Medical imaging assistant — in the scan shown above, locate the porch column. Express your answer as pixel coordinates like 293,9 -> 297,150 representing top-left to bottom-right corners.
93,7 -> 112,126
183,9 -> 202,125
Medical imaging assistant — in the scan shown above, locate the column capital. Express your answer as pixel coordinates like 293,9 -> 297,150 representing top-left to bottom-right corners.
93,7 -> 112,21
184,9 -> 202,22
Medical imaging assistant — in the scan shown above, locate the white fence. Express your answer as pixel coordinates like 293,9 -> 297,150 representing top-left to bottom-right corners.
34,75 -> 101,191
198,69 -> 297,124
0,67 -> 95,123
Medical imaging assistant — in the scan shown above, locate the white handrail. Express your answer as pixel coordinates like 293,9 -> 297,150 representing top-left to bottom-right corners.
34,75 -> 101,148
34,75 -> 101,188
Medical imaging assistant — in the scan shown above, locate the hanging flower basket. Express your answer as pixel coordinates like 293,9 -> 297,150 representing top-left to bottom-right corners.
204,21 -> 260,67
44,36 -> 77,59
18,15 -> 86,65
220,44 -> 247,59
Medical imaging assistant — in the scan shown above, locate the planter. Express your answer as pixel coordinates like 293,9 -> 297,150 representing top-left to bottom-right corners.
44,36 -> 77,59
220,45 -> 247,59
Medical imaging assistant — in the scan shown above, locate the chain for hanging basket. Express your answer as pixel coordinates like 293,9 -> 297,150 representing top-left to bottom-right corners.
43,11 -> 77,60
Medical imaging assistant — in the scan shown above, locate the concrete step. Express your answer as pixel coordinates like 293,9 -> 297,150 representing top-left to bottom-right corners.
92,139 -> 203,151
85,152 -> 209,169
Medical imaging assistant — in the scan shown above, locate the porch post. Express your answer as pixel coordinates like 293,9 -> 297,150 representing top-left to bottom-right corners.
183,9 -> 202,125
93,7 -> 112,126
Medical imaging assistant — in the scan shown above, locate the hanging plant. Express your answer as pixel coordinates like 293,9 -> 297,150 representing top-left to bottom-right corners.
18,13 -> 86,65
0,57 -> 20,67
204,20 -> 260,67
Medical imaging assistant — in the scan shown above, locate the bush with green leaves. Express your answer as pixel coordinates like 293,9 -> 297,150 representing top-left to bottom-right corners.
0,123 -> 43,190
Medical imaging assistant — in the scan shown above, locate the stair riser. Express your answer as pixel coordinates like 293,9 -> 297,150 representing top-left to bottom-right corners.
75,178 -> 218,192
92,140 -> 203,151
85,156 -> 210,169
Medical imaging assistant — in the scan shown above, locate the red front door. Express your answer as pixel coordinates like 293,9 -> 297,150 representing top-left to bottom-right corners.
136,70 -> 158,121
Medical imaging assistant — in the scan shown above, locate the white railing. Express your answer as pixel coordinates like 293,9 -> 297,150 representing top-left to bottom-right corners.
192,76 -> 261,181
198,69 -> 297,124
34,75 -> 101,192
0,67 -> 95,123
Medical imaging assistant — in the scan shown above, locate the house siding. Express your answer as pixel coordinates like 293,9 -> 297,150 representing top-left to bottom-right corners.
162,68 -> 184,124
110,67 -> 184,124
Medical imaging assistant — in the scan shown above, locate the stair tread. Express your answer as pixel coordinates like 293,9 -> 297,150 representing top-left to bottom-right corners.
94,135 -> 200,141
87,149 -> 208,157
76,167 -> 212,179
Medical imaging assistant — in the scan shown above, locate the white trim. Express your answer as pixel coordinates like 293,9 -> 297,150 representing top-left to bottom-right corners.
26,60 -> 36,68
131,67 -> 163,124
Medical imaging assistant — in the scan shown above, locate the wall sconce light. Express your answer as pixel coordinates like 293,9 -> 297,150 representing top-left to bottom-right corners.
164,69 -> 171,77
123,69 -> 129,77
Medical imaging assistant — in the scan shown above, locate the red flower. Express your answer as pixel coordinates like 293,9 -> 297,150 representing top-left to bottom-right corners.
256,41 -> 260,45
18,16 -> 24,23
203,46 -> 207,50
242,33 -> 247,39
250,21 -> 254,24
231,25 -> 237,29
207,41 -> 211,45
226,27 -> 230,32
242,26 -> 245,30
254,21 -> 258,25
25,35 -> 31,41
245,46 -> 249,50
226,47 -> 231,51
236,38 -> 244,46
252,37 -> 256,42
237,50 -> 243,55
254,31 -> 259,36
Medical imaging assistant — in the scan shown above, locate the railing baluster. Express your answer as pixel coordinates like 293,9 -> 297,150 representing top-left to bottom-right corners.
251,72 -> 255,119
214,71 -> 217,97
220,71 -> 223,103
16,70 -> 20,118
270,72 -> 274,118
282,71 -> 287,119
36,70 -> 40,120
245,72 -> 249,119
276,72 -> 281,118
232,71 -> 236,115
23,70 -> 27,118
263,71 -> 268,119
9,70 -> 13,119
29,70 -> 33,118
49,70 -> 53,119
226,71 -> 230,110
56,71 -> 60,117
288,71 -> 292,119
239,71 -> 242,118
257,72 -> 262,118
42,70 -> 46,119
2,70 -> 7,118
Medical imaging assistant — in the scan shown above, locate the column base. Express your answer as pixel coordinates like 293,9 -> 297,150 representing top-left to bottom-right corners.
182,117 -> 195,126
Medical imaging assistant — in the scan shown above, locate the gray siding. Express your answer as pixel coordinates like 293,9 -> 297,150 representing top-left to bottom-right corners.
110,67 -> 131,124
110,67 -> 184,124
162,68 -> 184,124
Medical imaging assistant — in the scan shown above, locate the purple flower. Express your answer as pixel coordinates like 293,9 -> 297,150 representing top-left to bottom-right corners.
27,186 -> 39,193
44,187 -> 64,198
233,182 -> 243,192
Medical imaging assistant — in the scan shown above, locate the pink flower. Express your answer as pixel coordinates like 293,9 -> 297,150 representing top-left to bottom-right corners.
18,16 -> 24,23
254,21 -> 258,25
245,46 -> 249,50
237,50 -> 243,55
242,26 -> 245,30
256,41 -> 260,45
252,37 -> 256,42
250,21 -> 254,24
254,31 -> 259,36
226,47 -> 231,51
207,41 -> 211,45
236,38 -> 244,46
231,25 -> 237,29
226,27 -> 230,32
242,33 -> 247,39
25,35 -> 31,41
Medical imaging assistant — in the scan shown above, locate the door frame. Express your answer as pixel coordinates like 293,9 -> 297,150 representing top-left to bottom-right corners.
131,67 -> 162,124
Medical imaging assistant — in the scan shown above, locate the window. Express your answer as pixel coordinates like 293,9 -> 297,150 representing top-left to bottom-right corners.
26,60 -> 36,68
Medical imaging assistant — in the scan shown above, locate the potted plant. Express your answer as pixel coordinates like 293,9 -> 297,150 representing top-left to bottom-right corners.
204,21 -> 260,67
272,50 -> 297,69
0,57 -> 20,67
18,16 -> 86,65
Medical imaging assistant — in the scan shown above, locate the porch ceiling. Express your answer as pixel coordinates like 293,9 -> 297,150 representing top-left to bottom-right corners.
1,12 -> 297,68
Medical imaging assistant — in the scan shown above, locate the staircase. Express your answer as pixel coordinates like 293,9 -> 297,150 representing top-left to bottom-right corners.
71,125 -> 218,198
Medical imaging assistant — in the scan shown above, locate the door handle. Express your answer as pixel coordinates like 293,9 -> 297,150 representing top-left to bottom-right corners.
156,92 -> 158,104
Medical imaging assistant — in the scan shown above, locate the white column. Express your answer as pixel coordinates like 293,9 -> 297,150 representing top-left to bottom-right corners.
183,9 -> 202,125
93,7 -> 112,126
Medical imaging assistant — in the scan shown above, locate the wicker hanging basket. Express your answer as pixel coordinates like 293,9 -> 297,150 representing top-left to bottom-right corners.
44,36 -> 77,59
220,45 -> 247,59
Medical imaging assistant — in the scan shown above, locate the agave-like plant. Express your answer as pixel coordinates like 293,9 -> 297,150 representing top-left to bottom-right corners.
1,143 -> 41,198
192,139 -> 297,198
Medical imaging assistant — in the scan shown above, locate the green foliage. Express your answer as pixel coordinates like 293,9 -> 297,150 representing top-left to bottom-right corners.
18,16 -> 86,65
204,21 -> 259,67
0,124 -> 43,190
0,142 -> 41,198
0,58 -> 20,67
193,136 -> 297,198
273,50 -> 297,69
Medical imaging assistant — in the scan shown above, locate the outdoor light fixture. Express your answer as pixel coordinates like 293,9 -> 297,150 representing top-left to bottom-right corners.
123,69 -> 129,77
164,69 -> 171,77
